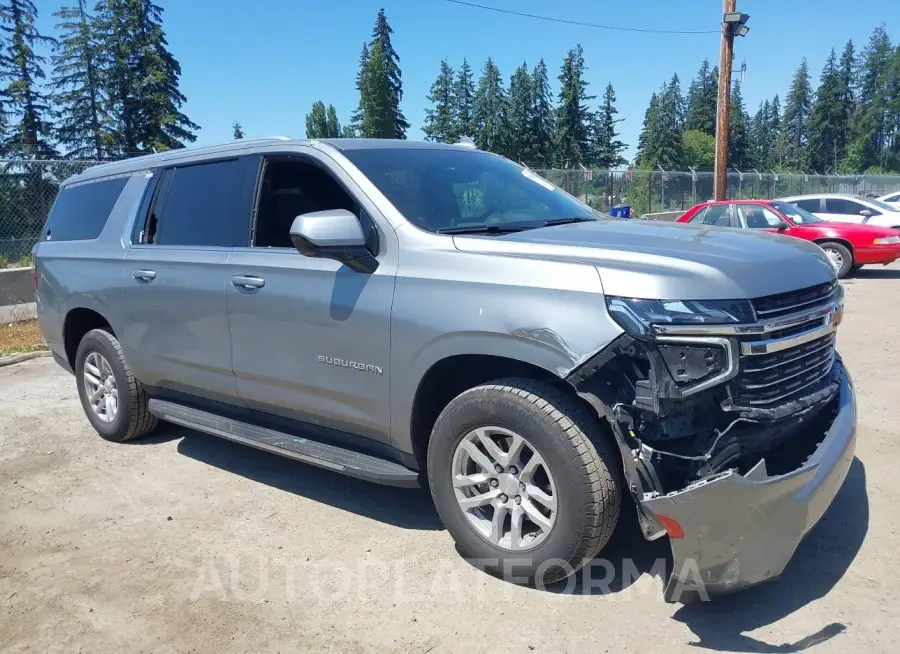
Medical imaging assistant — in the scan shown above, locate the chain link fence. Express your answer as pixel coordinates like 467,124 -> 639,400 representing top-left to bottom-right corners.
0,159 -> 99,266
3,159 -> 900,267
532,168 -> 900,218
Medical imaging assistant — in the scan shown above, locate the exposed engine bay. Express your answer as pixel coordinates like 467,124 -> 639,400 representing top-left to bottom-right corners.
568,281 -> 844,539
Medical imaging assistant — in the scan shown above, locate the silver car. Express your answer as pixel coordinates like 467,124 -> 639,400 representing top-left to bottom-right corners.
34,138 -> 856,601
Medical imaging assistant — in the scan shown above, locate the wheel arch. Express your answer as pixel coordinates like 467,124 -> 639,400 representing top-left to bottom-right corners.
813,237 -> 855,256
63,307 -> 114,370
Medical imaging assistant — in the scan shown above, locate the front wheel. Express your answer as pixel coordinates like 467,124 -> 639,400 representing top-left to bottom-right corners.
820,242 -> 853,278
427,378 -> 621,586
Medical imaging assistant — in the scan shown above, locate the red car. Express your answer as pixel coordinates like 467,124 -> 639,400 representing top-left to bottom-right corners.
678,199 -> 900,278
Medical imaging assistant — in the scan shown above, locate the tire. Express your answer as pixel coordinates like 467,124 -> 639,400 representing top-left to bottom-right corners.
849,264 -> 863,275
427,377 -> 621,586
819,242 -> 853,278
75,328 -> 158,442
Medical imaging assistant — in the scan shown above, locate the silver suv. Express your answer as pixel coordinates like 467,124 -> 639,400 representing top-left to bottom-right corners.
35,138 -> 856,600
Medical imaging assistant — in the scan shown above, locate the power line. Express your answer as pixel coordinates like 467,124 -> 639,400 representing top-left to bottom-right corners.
444,0 -> 720,35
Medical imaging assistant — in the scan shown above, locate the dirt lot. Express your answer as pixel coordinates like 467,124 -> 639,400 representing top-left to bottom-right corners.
2,267 -> 899,653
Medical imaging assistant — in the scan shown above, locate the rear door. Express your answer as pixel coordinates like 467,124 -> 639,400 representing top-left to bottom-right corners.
120,157 -> 257,405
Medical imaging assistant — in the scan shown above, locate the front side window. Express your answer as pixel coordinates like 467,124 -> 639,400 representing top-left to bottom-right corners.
737,204 -> 783,229
342,148 -> 595,233
824,198 -> 870,216
772,201 -> 822,224
253,157 -> 360,248
152,159 -> 242,247
44,176 -> 129,242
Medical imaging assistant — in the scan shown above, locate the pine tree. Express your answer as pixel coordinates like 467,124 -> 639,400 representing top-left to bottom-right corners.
232,121 -> 244,139
325,104 -> 341,138
305,101 -> 328,138
783,59 -> 812,170
685,60 -> 718,135
423,59 -> 456,143
750,100 -> 772,169
635,92 -> 658,165
506,62 -> 534,162
530,58 -> 553,165
349,42 -> 369,135
0,0 -> 56,156
636,82 -> 683,169
728,81 -> 750,169
51,0 -> 109,159
770,94 -> 786,167
94,0 -> 198,154
809,49 -> 848,172
591,83 -> 627,168
472,57 -> 507,153
452,58 -> 475,139
365,8 -> 407,138
848,25 -> 893,170
552,44 -> 594,167
668,73 -> 685,130
885,47 -> 900,170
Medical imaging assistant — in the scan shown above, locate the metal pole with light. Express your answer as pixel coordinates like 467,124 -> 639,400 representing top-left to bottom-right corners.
713,4 -> 750,201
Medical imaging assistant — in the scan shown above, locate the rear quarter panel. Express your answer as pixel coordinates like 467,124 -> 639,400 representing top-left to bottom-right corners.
36,173 -> 152,366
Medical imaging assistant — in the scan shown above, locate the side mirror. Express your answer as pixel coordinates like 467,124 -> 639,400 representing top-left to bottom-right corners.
860,209 -> 875,217
778,221 -> 790,230
289,209 -> 378,273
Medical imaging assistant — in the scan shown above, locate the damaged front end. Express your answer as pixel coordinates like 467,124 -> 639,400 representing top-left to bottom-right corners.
569,280 -> 857,600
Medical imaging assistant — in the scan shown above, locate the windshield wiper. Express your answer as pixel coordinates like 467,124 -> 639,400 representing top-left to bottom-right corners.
436,224 -> 530,235
543,216 -> 597,226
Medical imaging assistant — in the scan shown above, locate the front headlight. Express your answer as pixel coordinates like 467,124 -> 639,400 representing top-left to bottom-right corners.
874,236 -> 900,245
605,296 -> 754,338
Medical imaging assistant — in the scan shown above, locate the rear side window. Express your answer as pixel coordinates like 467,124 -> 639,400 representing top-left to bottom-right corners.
44,176 -> 128,241
152,159 -> 242,247
691,204 -> 731,226
794,199 -> 821,212
824,198 -> 869,215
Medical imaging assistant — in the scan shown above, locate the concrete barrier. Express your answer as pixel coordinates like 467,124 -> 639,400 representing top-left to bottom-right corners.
640,211 -> 684,222
0,267 -> 34,307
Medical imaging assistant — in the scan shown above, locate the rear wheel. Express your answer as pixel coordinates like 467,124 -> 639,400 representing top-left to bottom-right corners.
819,242 -> 853,278
75,328 -> 157,442
427,378 -> 621,586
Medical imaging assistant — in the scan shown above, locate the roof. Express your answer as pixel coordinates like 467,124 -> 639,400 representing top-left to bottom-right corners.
777,193 -> 871,201
64,137 -> 479,185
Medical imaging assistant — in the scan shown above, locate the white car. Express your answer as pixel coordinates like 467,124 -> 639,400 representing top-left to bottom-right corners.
778,193 -> 900,229
877,191 -> 900,210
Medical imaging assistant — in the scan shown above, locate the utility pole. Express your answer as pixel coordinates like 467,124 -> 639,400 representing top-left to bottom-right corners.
713,0 -> 736,201
713,3 -> 750,200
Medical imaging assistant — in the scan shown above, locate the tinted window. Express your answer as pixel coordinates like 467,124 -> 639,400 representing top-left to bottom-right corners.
884,193 -> 900,202
44,176 -> 128,241
824,198 -> 870,215
343,148 -> 594,233
738,204 -> 783,228
153,160 -> 242,247
794,198 -> 821,212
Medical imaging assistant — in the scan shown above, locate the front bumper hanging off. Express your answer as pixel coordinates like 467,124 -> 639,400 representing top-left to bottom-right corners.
643,359 -> 856,601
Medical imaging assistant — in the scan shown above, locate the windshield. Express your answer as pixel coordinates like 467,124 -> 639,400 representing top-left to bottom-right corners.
772,201 -> 823,224
342,148 -> 598,233
862,197 -> 900,213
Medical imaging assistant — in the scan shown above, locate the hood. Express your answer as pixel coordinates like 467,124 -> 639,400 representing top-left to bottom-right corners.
452,219 -> 835,300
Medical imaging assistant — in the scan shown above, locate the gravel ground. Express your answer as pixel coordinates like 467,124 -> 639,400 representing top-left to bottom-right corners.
2,266 -> 899,653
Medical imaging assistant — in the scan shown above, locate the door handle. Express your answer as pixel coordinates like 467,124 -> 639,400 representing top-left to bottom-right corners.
133,270 -> 156,282
231,274 -> 265,290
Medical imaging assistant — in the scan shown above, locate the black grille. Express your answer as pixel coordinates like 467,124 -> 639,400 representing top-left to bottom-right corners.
752,281 -> 837,320
733,333 -> 836,406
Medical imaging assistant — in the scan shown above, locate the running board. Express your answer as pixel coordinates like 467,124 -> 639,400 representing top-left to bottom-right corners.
147,399 -> 420,488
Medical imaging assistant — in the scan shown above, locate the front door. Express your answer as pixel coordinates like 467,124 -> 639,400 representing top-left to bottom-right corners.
225,153 -> 396,445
